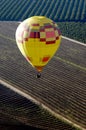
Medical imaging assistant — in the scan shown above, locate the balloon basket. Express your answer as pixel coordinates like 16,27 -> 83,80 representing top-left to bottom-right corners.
36,72 -> 41,78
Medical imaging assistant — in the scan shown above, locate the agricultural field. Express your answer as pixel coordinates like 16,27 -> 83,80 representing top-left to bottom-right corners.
0,0 -> 86,129
0,22 -> 86,130
0,0 -> 86,22
0,84 -> 77,130
57,22 -> 86,43
0,0 -> 86,43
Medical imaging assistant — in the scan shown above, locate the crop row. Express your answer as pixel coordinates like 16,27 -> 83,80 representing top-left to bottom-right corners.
0,37 -> 86,127
0,0 -> 86,21
0,22 -> 86,129
0,54 -> 86,127
0,85 -> 77,130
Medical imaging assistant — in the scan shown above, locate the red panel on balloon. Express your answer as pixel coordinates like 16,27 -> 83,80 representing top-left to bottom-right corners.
42,56 -> 50,62
46,40 -> 55,44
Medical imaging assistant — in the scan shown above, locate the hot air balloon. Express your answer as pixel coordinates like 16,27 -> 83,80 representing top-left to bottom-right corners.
15,16 -> 61,78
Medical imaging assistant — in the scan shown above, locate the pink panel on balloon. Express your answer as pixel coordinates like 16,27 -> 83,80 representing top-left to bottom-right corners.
46,31 -> 55,38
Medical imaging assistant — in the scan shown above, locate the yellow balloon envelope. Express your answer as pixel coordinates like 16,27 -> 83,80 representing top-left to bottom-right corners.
16,16 -> 61,73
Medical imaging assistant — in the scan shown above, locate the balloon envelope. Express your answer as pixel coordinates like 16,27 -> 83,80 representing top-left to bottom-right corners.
16,16 -> 61,72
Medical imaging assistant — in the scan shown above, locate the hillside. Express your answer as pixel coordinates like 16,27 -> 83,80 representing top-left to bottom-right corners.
0,22 -> 86,130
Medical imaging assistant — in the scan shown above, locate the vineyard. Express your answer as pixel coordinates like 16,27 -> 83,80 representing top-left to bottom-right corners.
0,0 -> 86,22
0,22 -> 86,130
58,22 -> 86,43
0,0 -> 86,129
0,84 -> 77,130
0,0 -> 86,44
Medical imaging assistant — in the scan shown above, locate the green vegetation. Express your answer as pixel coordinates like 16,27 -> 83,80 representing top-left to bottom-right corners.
58,22 -> 86,43
0,0 -> 86,22
1,0 -> 86,43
